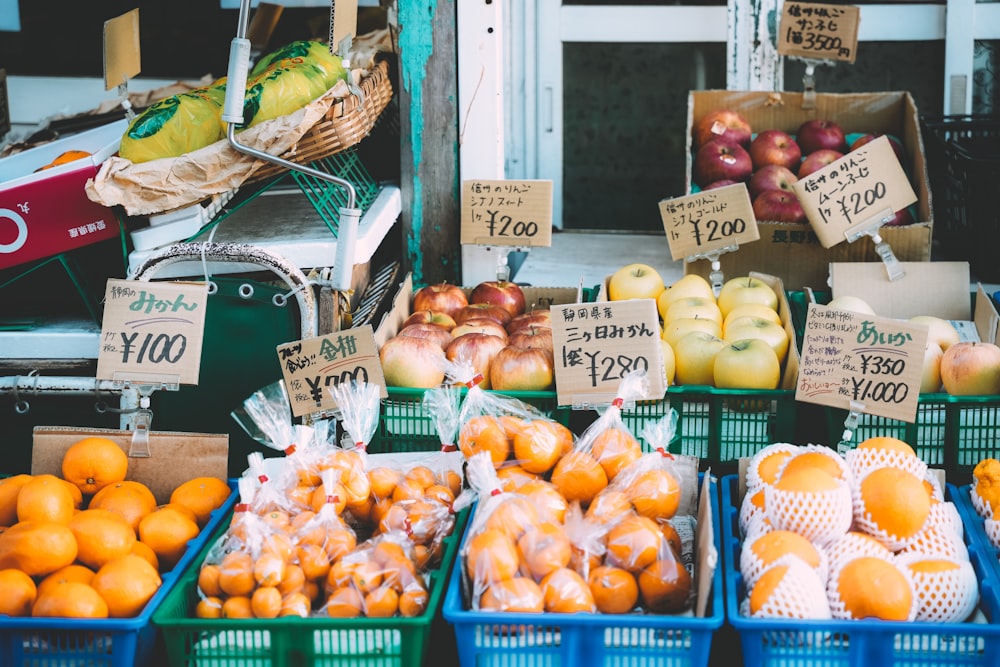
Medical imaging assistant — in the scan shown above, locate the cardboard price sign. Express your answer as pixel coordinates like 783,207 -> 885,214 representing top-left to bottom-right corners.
277,324 -> 387,418
104,9 -> 141,91
461,179 -> 553,247
659,183 -> 759,260
796,303 -> 927,422
97,279 -> 208,385
778,2 -> 860,63
551,299 -> 665,407
792,136 -> 917,249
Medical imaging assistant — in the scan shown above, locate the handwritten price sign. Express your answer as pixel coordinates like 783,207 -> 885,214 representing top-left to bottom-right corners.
277,324 -> 387,418
97,279 -> 208,384
461,179 -> 553,247
778,2 -> 860,63
795,303 -> 927,422
660,183 -> 759,260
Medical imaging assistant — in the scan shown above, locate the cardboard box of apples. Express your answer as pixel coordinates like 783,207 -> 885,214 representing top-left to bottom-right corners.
684,90 -> 933,291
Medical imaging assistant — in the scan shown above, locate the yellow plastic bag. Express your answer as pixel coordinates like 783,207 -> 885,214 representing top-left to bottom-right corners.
252,39 -> 347,88
119,86 -> 226,164
235,60 -> 331,131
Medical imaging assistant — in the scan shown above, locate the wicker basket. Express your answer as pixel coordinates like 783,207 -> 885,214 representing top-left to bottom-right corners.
249,58 -> 393,183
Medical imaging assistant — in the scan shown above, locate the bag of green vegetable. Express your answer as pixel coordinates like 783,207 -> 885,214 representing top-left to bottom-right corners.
118,86 -> 226,164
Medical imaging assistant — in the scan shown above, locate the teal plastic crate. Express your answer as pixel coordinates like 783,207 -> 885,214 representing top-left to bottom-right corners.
720,475 -> 1000,667
0,479 -> 238,667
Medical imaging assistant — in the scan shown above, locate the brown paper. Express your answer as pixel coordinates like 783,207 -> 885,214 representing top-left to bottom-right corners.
32,426 -> 229,505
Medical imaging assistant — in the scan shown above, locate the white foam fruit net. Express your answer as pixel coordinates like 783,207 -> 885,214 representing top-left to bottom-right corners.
821,531 -> 896,573
851,468 -> 929,552
764,483 -> 852,543
896,553 -> 980,623
746,443 -> 800,493
740,530 -> 829,592
986,518 -> 1000,549
897,524 -> 969,564
970,485 -> 994,519
748,557 -> 832,620
844,446 -> 927,483
739,487 -> 767,537
827,554 -> 919,622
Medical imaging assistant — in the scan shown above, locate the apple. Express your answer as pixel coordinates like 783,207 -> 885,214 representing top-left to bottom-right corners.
662,296 -> 724,327
723,316 -> 790,365
749,129 -> 802,171
714,338 -> 781,390
723,303 -> 781,334
826,295 -> 876,316
412,282 -> 468,318
397,323 -> 454,350
703,179 -> 739,191
672,331 -> 726,386
662,317 -> 723,349
883,207 -> 914,227
508,310 -> 552,334
717,276 -> 779,317
608,263 -> 665,301
693,139 -> 754,188
507,325 -> 554,355
940,341 -> 1000,395
752,190 -> 806,224
455,303 -> 513,328
379,335 -> 447,388
489,346 -> 555,391
692,109 -> 753,150
796,119 -> 848,155
402,309 -> 457,331
921,342 -> 944,393
450,317 -> 509,343
908,314 -> 960,352
748,165 -> 798,200
850,133 -> 905,164
445,332 -> 508,389
470,280 -> 527,318
797,148 -> 844,178
662,340 -> 676,386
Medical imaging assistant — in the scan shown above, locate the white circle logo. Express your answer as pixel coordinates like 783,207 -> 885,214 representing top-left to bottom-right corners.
0,209 -> 28,254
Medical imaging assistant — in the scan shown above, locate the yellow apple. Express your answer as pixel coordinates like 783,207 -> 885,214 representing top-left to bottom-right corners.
661,317 -> 723,349
909,314 -> 961,352
662,296 -> 724,326
940,341 -> 1000,395
608,263 -> 666,301
826,295 -> 876,316
657,273 -> 716,313
921,342 -> 944,393
716,277 -> 779,317
673,331 -> 726,386
713,338 -> 781,390
662,340 -> 676,386
723,316 -> 789,365
723,303 -> 781,334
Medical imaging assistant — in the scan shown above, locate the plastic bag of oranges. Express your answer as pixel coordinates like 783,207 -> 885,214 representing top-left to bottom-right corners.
329,379 -> 382,454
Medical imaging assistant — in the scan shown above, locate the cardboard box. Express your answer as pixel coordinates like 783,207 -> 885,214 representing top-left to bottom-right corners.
0,119 -> 126,270
684,91 -> 933,291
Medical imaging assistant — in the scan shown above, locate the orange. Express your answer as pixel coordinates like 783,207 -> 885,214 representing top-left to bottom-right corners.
195,596 -> 224,619
326,585 -> 364,618
495,464 -> 540,492
390,480 -> 424,504
279,591 -> 311,617
0,474 -> 32,525
834,556 -> 913,620
586,489 -> 633,525
398,587 -> 429,617
310,482 -> 349,514
0,520 -> 78,576
424,484 -> 456,506
0,568 -> 37,616
779,450 -> 846,481
445,470 -> 463,497
61,436 -> 129,496
540,567 -> 596,613
169,477 -> 232,527
858,467 -> 931,542
465,528 -> 521,584
364,585 -> 400,618
89,481 -> 157,534
16,474 -> 75,524
605,515 -> 666,573
347,560 -> 384,595
404,466 -> 438,490
296,543 -> 331,581
588,565 -> 639,614
774,466 -> 840,493
278,564 -> 306,597
33,581 -> 109,618
755,448 -> 795,486
197,563 -> 223,597
661,521 -> 682,556
479,577 -> 545,612
261,531 -> 294,563
130,541 -> 159,571
218,551 -> 256,597
346,497 -> 374,524
259,509 -> 290,532
748,563 -> 789,616
286,483 -> 315,509
368,467 -> 401,501
138,506 -> 200,571
458,415 -> 511,467
637,558 -> 692,613
49,150 -> 92,166
627,468 -> 681,521
499,415 -> 528,440
857,436 -> 916,458
221,595 -> 254,618
550,451 -> 608,506
322,528 -> 358,562
591,428 -> 643,480
517,522 -> 572,581
250,585 -> 283,619
91,554 -> 162,618
68,509 -> 137,569
748,529 -> 823,571
253,552 -> 286,587
37,564 -> 95,598
483,495 -> 542,541
303,580 -> 321,604
512,420 -> 567,474
518,479 -> 568,524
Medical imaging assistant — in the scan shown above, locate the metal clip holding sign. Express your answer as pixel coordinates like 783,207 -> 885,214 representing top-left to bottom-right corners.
490,246 -> 530,282
797,58 -> 832,110
837,399 -> 866,455
685,243 -> 739,297
116,78 -> 136,122
845,208 -> 905,281
110,372 -> 182,458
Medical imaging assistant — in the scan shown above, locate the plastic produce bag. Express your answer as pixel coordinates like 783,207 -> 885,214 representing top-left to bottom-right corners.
119,86 -> 226,163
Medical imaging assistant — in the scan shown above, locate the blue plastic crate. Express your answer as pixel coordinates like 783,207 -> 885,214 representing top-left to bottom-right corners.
720,474 -> 1000,666
954,482 -> 1000,583
0,479 -> 238,667
441,475 -> 724,667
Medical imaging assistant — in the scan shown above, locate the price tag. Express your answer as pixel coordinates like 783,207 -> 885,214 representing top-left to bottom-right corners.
277,324 -> 387,419
792,136 -> 917,249
97,279 -> 208,385
778,2 -> 860,64
103,9 -> 141,92
659,183 -> 759,261
550,299 -> 665,408
796,303 -> 928,422
461,179 -> 553,247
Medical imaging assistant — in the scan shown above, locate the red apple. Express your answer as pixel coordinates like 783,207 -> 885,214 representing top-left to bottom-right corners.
488,346 -> 555,392
882,207 -> 914,227
379,335 -> 447,388
507,325 -> 554,355
397,323 -> 454,350
702,179 -> 739,191
455,303 -> 513,328
797,149 -> 844,178
445,332 -> 508,389
402,309 -> 457,331
796,119 -> 848,155
508,310 -> 552,335
850,133 -> 905,164
748,165 -> 798,200
450,317 -> 509,343
693,139 -> 754,188
470,280 -> 527,318
752,190 -> 806,224
940,342 -> 1000,395
692,109 -> 753,150
412,282 -> 468,318
749,129 -> 802,171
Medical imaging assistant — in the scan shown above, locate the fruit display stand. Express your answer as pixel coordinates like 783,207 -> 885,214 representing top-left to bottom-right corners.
720,474 -> 1000,666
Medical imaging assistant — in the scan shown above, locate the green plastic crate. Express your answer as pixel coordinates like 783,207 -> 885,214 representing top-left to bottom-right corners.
152,507 -> 468,667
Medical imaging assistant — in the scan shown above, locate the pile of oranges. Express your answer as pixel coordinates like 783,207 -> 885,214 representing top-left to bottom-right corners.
193,448 -> 461,620
739,438 -> 979,624
0,436 -> 231,619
